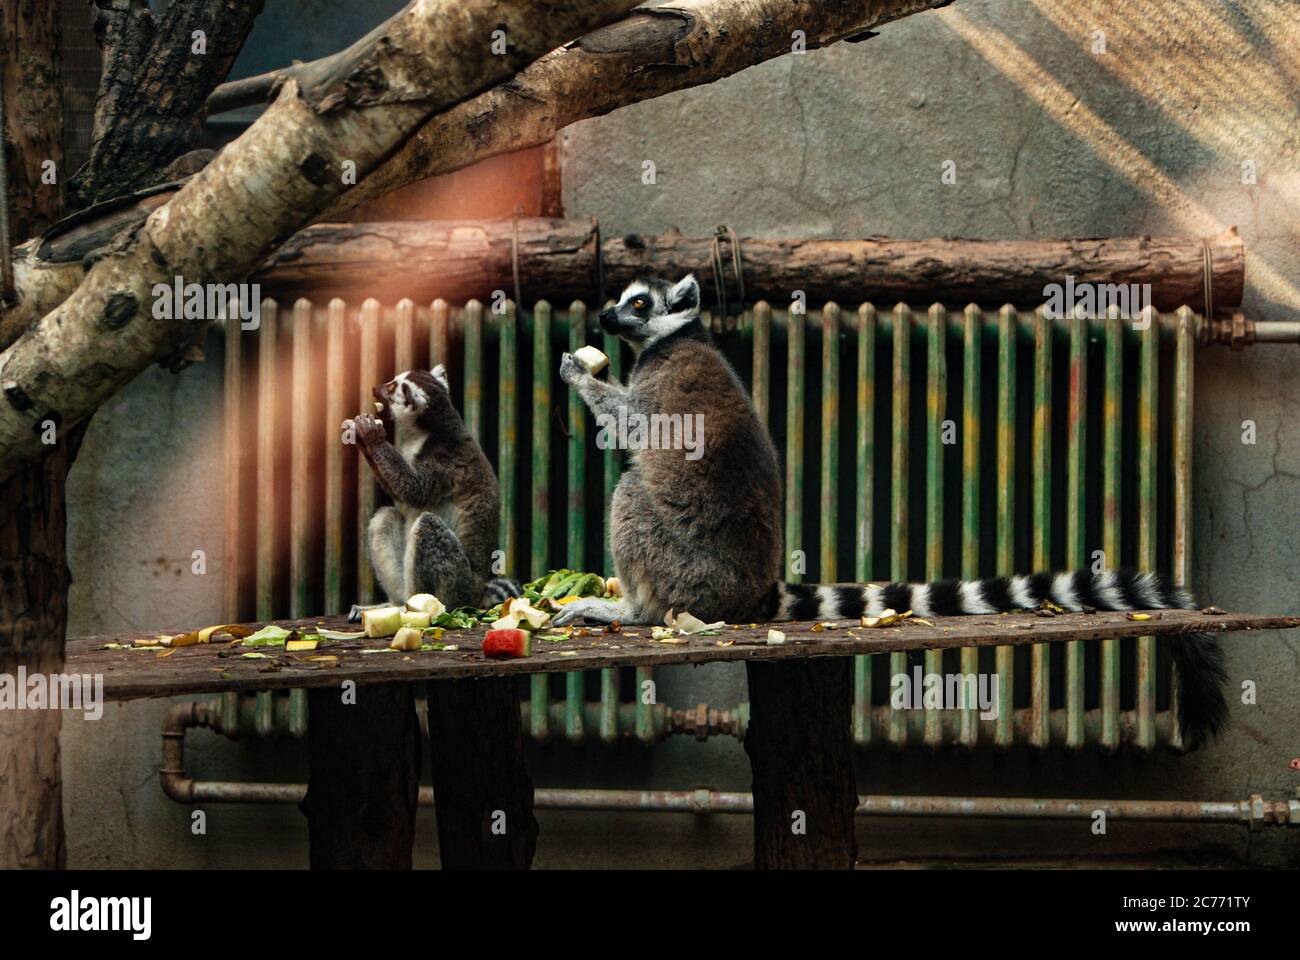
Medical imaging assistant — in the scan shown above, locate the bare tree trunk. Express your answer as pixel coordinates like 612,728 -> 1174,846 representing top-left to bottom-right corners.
70,0 -> 265,208
0,0 -> 65,869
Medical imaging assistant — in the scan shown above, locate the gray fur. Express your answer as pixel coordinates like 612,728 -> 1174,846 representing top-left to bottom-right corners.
554,275 -> 782,627
352,366 -> 499,609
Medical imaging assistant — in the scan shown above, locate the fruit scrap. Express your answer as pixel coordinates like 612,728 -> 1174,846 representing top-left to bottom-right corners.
767,629 -> 786,645
165,623 -> 257,647
238,624 -> 296,647
389,627 -> 423,651
1126,612 -> 1153,621
860,609 -> 910,629
483,628 -> 532,659
400,610 -> 432,629
573,345 -> 610,374
316,627 -> 365,640
492,597 -> 552,631
664,610 -> 725,635
285,638 -> 319,652
405,593 -> 446,617
362,606 -> 403,637
604,577 -> 622,599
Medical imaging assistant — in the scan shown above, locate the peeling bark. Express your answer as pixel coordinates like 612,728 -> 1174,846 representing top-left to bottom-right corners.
2,0 -> 62,240
70,0 -> 264,209
0,0 -> 641,484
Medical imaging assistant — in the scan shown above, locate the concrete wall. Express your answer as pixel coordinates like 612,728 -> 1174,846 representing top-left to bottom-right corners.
60,0 -> 1300,867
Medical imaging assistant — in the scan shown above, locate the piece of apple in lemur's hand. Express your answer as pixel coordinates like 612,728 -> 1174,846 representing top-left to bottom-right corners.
573,345 -> 609,374
560,346 -> 609,385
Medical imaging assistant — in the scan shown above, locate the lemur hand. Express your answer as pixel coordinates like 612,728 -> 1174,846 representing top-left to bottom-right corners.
352,413 -> 386,447
559,352 -> 591,387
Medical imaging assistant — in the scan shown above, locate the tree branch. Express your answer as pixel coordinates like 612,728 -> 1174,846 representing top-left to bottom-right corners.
326,0 -> 959,216
0,0 -> 642,483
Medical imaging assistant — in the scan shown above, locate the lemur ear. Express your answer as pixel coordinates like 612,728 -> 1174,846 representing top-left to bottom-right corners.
668,273 -> 700,313
431,364 -> 449,390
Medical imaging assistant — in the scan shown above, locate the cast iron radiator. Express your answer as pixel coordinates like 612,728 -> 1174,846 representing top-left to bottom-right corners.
221,296 -> 1200,752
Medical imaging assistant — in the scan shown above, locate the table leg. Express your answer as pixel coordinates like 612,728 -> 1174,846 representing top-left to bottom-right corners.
744,658 -> 858,869
301,681 -> 420,869
427,676 -> 537,869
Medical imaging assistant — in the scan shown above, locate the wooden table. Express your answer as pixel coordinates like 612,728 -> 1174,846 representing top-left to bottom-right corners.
69,608 -> 1300,869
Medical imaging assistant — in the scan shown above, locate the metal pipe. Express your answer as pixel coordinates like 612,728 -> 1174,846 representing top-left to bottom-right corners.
161,702 -> 1299,828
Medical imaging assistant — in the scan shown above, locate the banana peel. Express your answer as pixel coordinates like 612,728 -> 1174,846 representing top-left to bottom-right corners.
860,609 -> 911,628
163,623 -> 256,648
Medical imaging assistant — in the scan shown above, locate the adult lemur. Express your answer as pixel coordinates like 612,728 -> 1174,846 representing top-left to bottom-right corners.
350,365 -> 518,610
554,275 -> 1228,748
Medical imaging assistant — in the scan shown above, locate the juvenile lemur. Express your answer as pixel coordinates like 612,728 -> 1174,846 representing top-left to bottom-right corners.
554,275 -> 1228,748
350,365 -> 518,610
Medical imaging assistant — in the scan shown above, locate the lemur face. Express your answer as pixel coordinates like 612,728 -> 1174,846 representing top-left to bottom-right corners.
374,365 -> 453,431
598,274 -> 700,345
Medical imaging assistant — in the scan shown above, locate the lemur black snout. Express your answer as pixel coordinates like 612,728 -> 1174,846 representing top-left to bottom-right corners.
598,307 -> 618,332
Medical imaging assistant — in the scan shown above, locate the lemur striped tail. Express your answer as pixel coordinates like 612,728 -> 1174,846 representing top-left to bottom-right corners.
480,576 -> 524,607
763,569 -> 1227,749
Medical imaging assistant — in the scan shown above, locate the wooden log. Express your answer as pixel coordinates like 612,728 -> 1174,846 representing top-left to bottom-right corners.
745,659 -> 858,869
5,211 -> 1245,346
250,220 -> 1246,313
301,682 -> 420,869
426,677 -> 538,869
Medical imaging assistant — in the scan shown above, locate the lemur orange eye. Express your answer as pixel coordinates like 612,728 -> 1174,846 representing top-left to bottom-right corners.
632,298 -> 647,309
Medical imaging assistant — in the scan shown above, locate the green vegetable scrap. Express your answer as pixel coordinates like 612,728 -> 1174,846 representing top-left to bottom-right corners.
239,625 -> 295,647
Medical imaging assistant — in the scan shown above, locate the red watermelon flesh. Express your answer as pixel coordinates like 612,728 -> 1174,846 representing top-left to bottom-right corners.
483,628 -> 532,659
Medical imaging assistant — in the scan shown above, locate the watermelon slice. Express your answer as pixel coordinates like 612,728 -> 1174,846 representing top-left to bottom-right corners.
483,628 -> 532,659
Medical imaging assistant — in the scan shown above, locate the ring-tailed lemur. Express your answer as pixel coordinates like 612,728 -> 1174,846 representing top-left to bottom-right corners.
348,365 -> 520,611
553,275 -> 1227,748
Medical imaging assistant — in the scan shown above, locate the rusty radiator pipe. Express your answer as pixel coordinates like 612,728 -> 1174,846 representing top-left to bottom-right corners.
161,702 -> 1300,829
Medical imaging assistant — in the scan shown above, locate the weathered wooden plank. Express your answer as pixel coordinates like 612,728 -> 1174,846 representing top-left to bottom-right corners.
69,609 -> 1300,702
